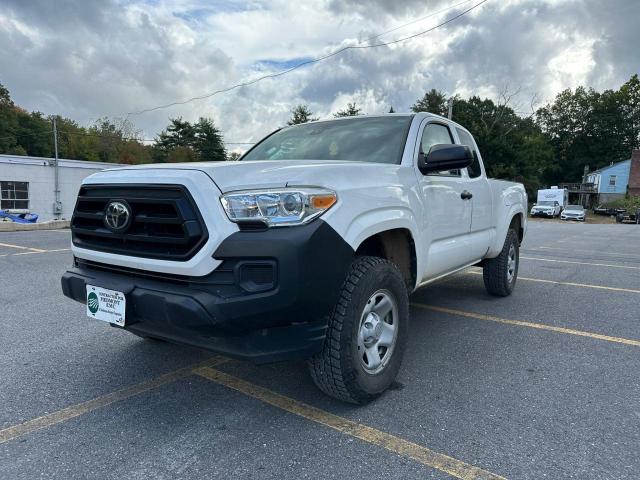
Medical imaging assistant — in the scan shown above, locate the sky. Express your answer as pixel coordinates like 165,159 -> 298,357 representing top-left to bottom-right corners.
1,0 -> 639,152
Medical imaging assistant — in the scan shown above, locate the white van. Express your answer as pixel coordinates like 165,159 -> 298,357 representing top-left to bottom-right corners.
530,188 -> 568,217
536,188 -> 568,208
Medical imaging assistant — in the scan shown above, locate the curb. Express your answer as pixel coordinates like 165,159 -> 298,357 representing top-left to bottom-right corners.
0,220 -> 70,232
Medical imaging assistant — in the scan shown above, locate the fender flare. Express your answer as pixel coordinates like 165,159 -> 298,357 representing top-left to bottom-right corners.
487,205 -> 525,258
341,207 -> 420,253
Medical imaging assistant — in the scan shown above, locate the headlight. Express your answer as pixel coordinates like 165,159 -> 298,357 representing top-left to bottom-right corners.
220,188 -> 337,227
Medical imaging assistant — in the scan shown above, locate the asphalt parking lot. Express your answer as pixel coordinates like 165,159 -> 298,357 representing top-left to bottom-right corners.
1,220 -> 639,479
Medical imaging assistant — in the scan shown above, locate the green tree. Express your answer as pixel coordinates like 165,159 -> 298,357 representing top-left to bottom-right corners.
157,118 -> 197,151
411,89 -> 448,116
156,117 -> 226,162
287,104 -> 318,125
15,111 -> 52,158
194,117 -> 226,161
536,82 -> 635,183
0,83 -> 13,106
617,74 -> 640,153
451,96 -> 554,197
333,102 -> 363,117
0,83 -> 154,163
388,106 -> 395,113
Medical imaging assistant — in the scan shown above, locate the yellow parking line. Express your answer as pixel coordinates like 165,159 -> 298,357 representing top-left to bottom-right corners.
534,246 -> 640,259
413,304 -> 640,347
0,242 -> 46,253
0,357 -> 227,445
12,248 -> 71,256
465,270 -> 640,294
194,366 -> 506,480
520,256 -> 640,270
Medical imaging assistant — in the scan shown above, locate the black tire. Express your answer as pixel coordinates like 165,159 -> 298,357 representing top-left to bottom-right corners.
483,229 -> 519,297
308,256 -> 409,404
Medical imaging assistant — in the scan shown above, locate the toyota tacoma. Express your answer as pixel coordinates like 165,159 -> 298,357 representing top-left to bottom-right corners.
62,113 -> 527,404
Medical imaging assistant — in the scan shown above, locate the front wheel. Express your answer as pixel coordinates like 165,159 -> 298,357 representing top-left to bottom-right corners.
308,256 -> 409,404
483,229 -> 519,297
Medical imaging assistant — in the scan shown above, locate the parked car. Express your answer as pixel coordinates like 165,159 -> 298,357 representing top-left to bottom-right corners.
536,188 -> 568,209
561,205 -> 586,221
530,200 -> 561,218
616,208 -> 640,224
61,113 -> 527,404
593,205 -> 626,216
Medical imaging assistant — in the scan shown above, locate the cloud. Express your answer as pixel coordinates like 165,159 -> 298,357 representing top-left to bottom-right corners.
0,0 -> 638,151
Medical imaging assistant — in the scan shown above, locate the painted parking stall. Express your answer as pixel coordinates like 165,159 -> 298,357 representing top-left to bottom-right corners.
1,222 -> 640,479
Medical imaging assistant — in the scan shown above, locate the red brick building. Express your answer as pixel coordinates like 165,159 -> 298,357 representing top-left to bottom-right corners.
629,149 -> 640,197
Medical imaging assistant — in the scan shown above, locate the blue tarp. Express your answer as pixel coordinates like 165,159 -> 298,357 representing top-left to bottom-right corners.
0,211 -> 39,223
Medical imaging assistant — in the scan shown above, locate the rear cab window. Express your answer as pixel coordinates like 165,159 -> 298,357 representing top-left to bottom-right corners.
455,127 -> 483,178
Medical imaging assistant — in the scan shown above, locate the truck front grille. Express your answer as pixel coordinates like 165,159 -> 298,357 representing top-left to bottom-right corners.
71,184 -> 208,260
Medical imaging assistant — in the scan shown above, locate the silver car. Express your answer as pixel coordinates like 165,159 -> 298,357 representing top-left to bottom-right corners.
561,204 -> 585,221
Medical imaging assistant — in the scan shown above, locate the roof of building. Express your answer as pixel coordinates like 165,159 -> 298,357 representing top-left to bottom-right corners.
0,154 -> 123,170
588,158 -> 631,176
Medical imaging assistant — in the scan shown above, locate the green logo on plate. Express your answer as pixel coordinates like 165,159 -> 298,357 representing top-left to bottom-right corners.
88,291 -> 99,314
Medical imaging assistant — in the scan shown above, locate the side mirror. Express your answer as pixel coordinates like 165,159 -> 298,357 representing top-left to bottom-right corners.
418,144 -> 474,175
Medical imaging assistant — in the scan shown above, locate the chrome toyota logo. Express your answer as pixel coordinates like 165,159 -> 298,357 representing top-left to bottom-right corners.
104,201 -> 131,232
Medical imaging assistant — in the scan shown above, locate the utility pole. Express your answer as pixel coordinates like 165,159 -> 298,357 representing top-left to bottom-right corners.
52,116 -> 62,219
447,97 -> 454,120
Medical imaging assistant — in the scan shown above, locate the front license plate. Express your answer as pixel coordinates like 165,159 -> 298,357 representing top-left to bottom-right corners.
86,285 -> 126,326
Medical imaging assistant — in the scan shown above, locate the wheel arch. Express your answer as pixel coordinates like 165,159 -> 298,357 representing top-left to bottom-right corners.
354,227 -> 417,290
486,205 -> 526,258
509,212 -> 524,244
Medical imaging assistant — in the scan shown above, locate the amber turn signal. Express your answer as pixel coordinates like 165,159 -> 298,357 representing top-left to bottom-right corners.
311,194 -> 337,210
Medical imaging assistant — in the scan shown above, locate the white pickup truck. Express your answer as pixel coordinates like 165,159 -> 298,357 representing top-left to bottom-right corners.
62,113 -> 527,404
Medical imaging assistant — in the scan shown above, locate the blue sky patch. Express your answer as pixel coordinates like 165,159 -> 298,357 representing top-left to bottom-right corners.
254,57 -> 316,71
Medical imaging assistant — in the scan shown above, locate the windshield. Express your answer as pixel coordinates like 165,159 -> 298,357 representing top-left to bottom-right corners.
566,205 -> 583,210
242,116 -> 413,164
537,201 -> 554,206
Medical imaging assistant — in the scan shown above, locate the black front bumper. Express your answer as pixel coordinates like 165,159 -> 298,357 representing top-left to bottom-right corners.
61,220 -> 355,364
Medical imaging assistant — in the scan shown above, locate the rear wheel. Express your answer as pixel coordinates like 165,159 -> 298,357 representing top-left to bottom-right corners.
483,229 -> 519,297
308,256 -> 409,404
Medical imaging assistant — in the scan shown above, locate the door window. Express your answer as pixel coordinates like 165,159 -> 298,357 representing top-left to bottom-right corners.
421,123 -> 458,176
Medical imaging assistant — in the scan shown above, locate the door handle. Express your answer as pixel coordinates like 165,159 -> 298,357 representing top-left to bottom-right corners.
461,190 -> 473,200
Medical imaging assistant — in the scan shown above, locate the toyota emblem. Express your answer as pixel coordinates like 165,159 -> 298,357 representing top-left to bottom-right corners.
104,200 -> 132,232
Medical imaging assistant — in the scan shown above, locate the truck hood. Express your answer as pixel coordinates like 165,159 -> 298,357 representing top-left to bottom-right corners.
101,160 -> 401,193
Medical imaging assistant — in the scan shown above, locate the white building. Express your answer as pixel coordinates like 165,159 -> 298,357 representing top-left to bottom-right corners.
0,154 -> 121,222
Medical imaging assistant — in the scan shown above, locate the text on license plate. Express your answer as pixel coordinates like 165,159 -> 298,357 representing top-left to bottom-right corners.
86,285 -> 126,326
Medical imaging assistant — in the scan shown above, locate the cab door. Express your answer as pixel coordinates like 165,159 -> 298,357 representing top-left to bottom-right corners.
415,121 -> 474,279
454,126 -> 493,259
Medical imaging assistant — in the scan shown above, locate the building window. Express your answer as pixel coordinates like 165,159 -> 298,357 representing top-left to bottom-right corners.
609,175 -> 617,187
0,181 -> 29,210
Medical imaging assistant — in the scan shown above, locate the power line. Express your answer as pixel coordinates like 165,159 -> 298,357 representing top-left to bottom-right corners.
370,0 -> 475,40
126,0 -> 490,116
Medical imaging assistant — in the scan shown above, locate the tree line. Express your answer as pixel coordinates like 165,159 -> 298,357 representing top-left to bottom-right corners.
0,83 -> 229,164
288,75 -> 640,197
2,75 -> 639,198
